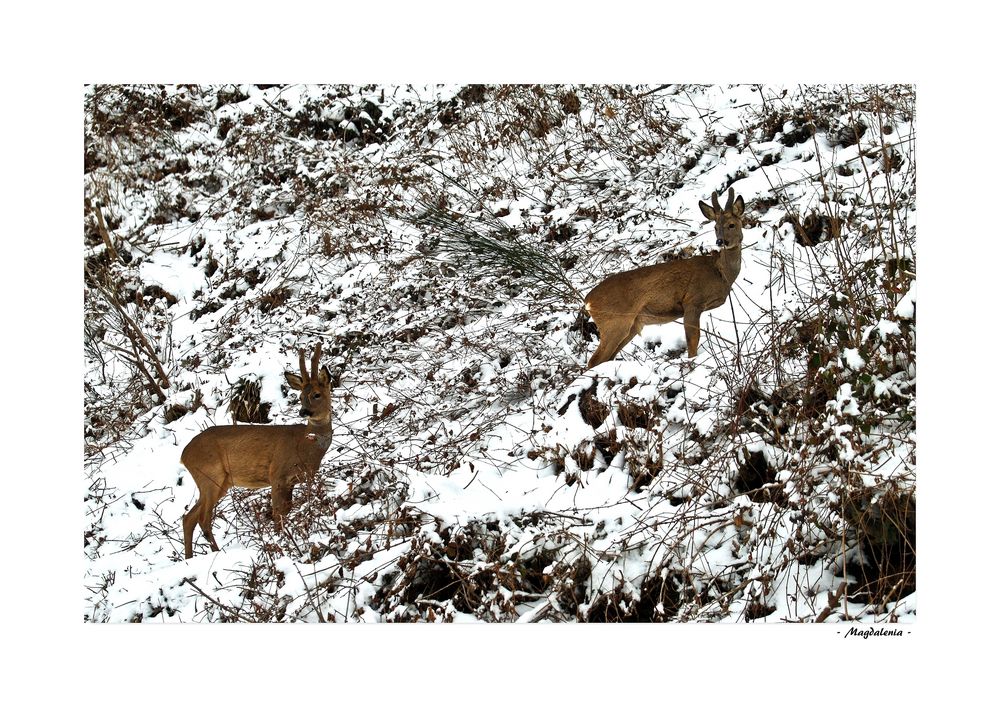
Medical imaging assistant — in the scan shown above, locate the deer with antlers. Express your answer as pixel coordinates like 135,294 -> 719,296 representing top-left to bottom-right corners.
584,188 -> 745,368
180,343 -> 334,559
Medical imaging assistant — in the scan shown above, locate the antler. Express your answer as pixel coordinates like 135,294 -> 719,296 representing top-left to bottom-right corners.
724,188 -> 735,212
299,349 -> 308,381
711,191 -> 721,211
311,342 -> 321,379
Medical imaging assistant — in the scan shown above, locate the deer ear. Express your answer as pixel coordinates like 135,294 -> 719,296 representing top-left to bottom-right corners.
318,366 -> 333,386
733,195 -> 745,216
285,372 -> 304,390
698,200 -> 718,221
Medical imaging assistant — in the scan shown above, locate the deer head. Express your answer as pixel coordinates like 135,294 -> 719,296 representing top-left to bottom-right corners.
698,187 -> 745,252
284,343 -> 333,421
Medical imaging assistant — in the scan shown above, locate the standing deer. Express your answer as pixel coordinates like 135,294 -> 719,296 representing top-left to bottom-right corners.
181,343 -> 334,559
584,188 -> 745,368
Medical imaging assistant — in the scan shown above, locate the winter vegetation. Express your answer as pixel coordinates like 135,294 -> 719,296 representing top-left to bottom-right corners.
83,83 -> 916,624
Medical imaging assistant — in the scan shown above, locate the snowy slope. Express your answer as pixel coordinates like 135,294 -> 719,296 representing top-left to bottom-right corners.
84,84 -> 915,622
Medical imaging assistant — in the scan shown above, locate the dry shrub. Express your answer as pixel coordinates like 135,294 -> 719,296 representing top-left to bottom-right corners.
228,377 -> 271,424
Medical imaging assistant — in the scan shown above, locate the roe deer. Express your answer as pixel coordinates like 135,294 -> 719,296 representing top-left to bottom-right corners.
181,343 -> 334,559
584,188 -> 745,368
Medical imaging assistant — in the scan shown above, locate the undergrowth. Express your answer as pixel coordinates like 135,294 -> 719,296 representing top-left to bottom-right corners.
84,84 -> 915,623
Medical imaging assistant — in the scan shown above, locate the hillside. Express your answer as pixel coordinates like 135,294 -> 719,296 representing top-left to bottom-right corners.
83,83 -> 916,623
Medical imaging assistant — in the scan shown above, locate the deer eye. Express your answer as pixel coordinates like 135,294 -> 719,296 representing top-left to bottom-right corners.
312,393 -> 321,399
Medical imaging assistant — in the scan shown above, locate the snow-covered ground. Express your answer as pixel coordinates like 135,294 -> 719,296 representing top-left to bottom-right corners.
84,84 -> 915,622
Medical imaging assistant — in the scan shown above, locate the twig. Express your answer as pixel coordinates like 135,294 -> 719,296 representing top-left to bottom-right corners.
85,196 -> 121,263
182,577 -> 257,622
815,581 -> 848,623
516,598 -> 554,623
637,84 -> 673,98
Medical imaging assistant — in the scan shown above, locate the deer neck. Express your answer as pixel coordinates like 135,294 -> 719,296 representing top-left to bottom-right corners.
304,415 -> 333,448
715,242 -> 743,285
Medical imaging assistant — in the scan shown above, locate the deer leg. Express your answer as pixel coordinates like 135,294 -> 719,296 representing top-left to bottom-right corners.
182,501 -> 201,559
608,318 -> 643,362
201,521 -> 220,552
183,466 -> 214,559
198,481 -> 228,553
683,308 -> 703,358
185,475 -> 227,557
271,484 -> 294,527
587,316 -> 638,368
